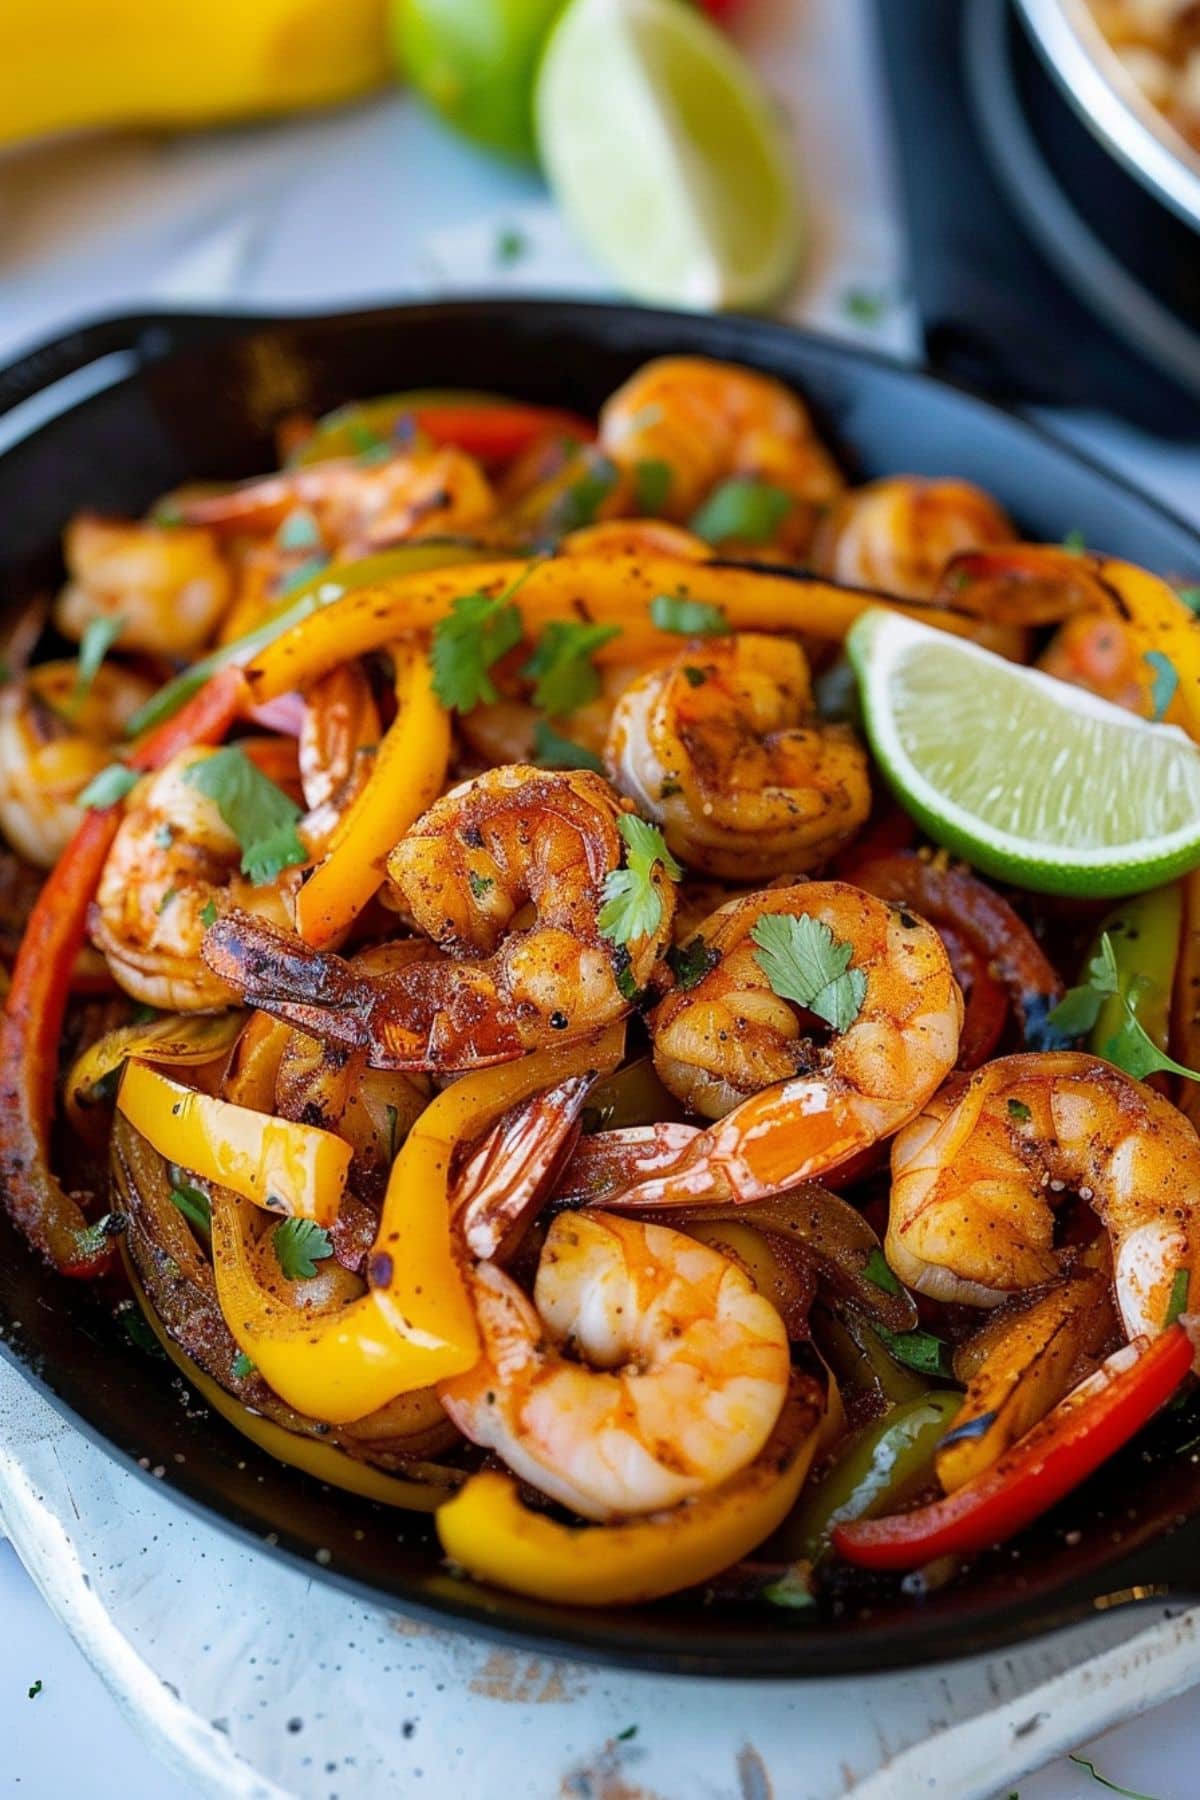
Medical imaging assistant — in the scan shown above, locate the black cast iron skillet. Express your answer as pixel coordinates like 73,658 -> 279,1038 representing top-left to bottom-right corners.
3,299 -> 1200,1677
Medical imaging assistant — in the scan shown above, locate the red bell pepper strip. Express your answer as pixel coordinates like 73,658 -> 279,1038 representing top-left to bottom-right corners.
833,1325 -> 1193,1570
841,850 -> 1064,1051
0,666 -> 245,1277
933,923 -> 1008,1070
411,402 -> 595,464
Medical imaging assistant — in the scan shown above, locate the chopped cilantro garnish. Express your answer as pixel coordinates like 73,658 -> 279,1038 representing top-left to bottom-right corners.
1144,650 -> 1179,721
546,454 -> 619,534
1176,584 -> 1200,614
532,718 -> 605,773
598,814 -> 681,946
522,619 -> 621,715
750,913 -> 867,1034
633,459 -> 672,514
272,1216 -> 334,1281
667,936 -> 719,991
27,1680 -> 42,1700
276,508 -> 322,552
467,869 -> 494,899
429,589 -> 524,711
200,899 -> 218,928
690,478 -> 792,546
231,1350 -> 256,1381
1063,527 -> 1087,554
649,593 -> 730,636
183,747 -> 307,886
494,225 -> 527,265
841,287 -> 888,325
875,1323 -> 956,1380
1049,931 -> 1200,1083
761,1567 -> 817,1610
78,763 -> 138,810
70,614 -> 125,712
1007,1098 -> 1032,1123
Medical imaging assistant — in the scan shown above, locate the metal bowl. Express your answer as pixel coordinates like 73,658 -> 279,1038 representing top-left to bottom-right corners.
1015,0 -> 1200,231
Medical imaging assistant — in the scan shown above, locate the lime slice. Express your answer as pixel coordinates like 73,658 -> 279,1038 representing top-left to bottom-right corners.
534,0 -> 802,310
392,0 -> 566,162
848,609 -> 1200,897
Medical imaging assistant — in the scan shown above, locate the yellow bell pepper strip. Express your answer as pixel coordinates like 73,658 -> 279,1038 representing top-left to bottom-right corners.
1095,556 -> 1200,741
245,555 -> 1009,703
436,1370 -> 824,1607
1089,885 -> 1183,1063
117,1061 -> 351,1227
123,1252 -> 458,1514
207,1025 -> 625,1424
221,1010 -> 293,1110
66,1010 -> 243,1143
0,667 -> 245,1276
296,643 -> 451,947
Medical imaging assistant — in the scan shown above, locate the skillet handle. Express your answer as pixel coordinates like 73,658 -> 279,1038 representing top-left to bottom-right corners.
0,312 -> 238,430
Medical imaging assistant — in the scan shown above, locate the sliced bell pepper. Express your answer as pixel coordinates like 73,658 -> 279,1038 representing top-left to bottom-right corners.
436,1370 -> 824,1606
0,666 -> 245,1277
124,1252 -> 456,1513
245,554 -> 1014,703
1088,884 -> 1183,1063
65,1010 -> 243,1142
296,642 -> 450,946
779,1389 -> 961,1563
833,1325 -> 1193,1570
289,391 -> 596,467
208,1025 -> 624,1424
117,1061 -> 351,1226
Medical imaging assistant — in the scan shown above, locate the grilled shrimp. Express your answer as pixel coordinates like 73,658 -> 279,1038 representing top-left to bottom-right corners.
886,1050 -> 1200,1361
437,1210 -> 790,1520
55,514 -> 232,657
297,661 -> 382,849
0,660 -> 155,867
605,633 -> 871,879
598,356 -> 843,548
202,766 -> 676,1069
810,476 -> 1012,598
175,447 -> 495,554
89,747 -> 297,1011
651,881 -> 962,1130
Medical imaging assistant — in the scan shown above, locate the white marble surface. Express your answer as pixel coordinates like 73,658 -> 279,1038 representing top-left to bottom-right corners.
2,2 -> 1199,1794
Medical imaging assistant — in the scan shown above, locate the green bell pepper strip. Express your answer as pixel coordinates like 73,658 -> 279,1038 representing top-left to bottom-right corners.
1090,885 -> 1183,1060
123,541 -> 497,738
778,1389 -> 961,1563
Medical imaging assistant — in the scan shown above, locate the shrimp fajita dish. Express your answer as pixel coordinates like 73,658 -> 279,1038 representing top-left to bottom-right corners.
6,351 -> 1200,1614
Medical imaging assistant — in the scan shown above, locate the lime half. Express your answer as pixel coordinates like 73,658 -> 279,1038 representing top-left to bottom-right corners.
534,0 -> 802,310
848,609 -> 1200,897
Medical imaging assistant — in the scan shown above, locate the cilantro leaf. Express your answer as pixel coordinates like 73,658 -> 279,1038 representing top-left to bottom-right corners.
532,719 -> 605,773
70,614 -> 125,712
633,459 -> 672,514
649,593 -> 730,636
667,936 -> 719,991
183,747 -> 307,886
545,454 -> 619,535
78,763 -> 139,810
231,1350 -> 256,1381
27,1680 -> 42,1700
494,224 -> 527,266
863,1247 -> 902,1296
1008,1098 -> 1032,1123
750,912 -> 867,1034
200,899 -> 218,928
1176,585 -> 1200,614
276,507 -> 321,552
522,620 -> 621,715
272,1216 -> 334,1281
429,590 -> 524,711
1164,1267 -> 1191,1328
690,478 -> 793,546
875,1322 -> 956,1380
168,1181 -> 211,1235
841,287 -> 888,326
1048,931 -> 1200,1084
761,1567 -> 816,1610
1101,990 -> 1200,1085
1046,934 -> 1120,1038
1063,527 -> 1087,554
1144,649 -> 1179,721
598,814 -> 681,946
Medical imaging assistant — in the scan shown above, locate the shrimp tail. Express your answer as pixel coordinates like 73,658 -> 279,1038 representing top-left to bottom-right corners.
202,912 -> 378,1051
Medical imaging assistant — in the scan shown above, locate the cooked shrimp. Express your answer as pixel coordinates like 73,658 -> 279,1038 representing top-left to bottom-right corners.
176,447 -> 495,553
55,514 -> 232,657
437,1210 -> 790,1520
810,476 -> 1012,598
0,661 -> 155,867
458,656 -> 672,769
89,747 -> 297,1011
297,661 -> 382,850
651,881 -> 961,1129
202,765 -> 676,1068
886,1050 -> 1200,1361
606,633 -> 871,879
1037,612 -> 1153,716
598,356 -> 843,549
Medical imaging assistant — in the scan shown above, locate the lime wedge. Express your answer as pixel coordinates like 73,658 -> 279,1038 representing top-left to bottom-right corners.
848,609 -> 1200,897
534,0 -> 802,310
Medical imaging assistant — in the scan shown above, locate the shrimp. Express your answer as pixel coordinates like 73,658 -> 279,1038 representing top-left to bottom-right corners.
202,765 -> 676,1068
1037,612 -> 1153,716
810,476 -> 1012,598
886,1050 -> 1200,1361
458,656 -> 672,769
297,661 -> 382,849
598,356 -> 843,549
89,747 -> 298,1011
605,633 -> 871,879
0,660 -> 156,867
55,514 -> 233,658
437,1210 -> 790,1520
175,446 -> 496,554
